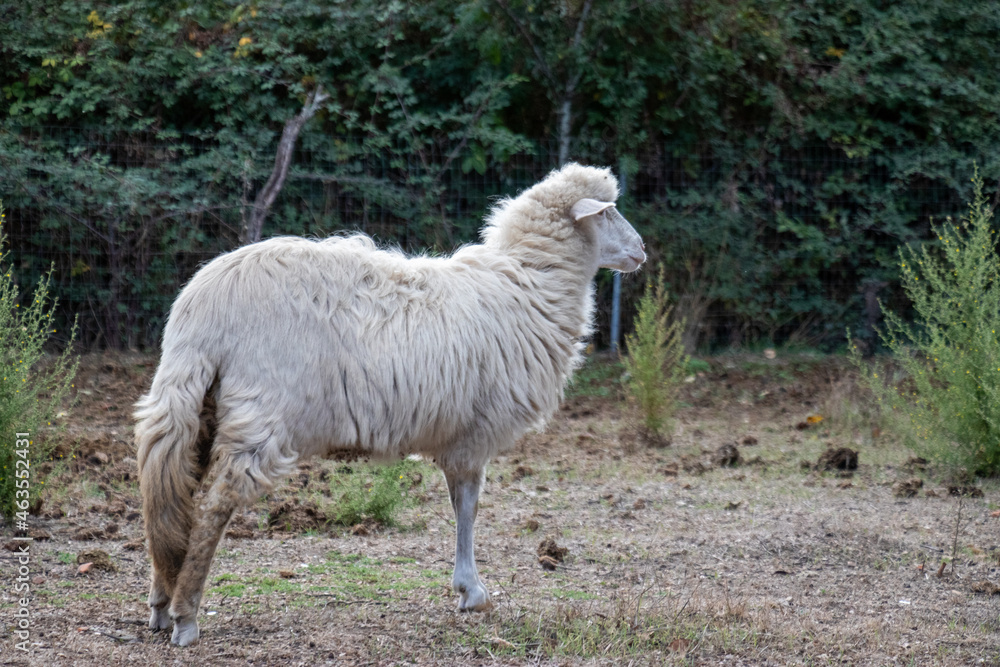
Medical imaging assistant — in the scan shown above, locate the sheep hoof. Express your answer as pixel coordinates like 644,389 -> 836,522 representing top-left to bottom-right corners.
170,616 -> 200,646
149,606 -> 171,631
457,583 -> 493,612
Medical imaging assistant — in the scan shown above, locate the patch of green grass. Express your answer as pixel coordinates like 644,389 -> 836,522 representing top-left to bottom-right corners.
549,588 -> 600,601
388,556 -> 416,564
81,481 -> 105,499
566,356 -> 623,398
56,551 -> 75,565
208,583 -> 246,597
685,357 -> 711,374
452,589 -> 731,661
253,577 -> 301,595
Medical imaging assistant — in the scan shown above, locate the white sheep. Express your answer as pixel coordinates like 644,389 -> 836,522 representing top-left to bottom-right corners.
134,162 -> 646,646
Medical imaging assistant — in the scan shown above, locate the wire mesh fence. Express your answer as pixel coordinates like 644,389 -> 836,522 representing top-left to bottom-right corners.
0,126 -> 991,350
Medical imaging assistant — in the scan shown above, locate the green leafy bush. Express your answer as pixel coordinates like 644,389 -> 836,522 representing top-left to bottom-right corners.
623,266 -> 688,442
329,460 -> 423,527
853,171 -> 1000,475
0,200 -> 78,520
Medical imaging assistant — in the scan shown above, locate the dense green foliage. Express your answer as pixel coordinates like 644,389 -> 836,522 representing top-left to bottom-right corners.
623,267 -> 687,441
1,0 -> 998,348
853,174 -> 1000,477
0,201 -> 78,519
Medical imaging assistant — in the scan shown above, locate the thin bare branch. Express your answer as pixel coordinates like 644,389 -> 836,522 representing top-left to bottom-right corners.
240,85 -> 331,245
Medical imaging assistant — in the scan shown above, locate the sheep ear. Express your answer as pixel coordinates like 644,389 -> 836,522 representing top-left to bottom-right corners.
571,198 -> 615,222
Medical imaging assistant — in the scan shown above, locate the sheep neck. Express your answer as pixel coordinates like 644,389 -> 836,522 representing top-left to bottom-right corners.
499,240 -> 598,350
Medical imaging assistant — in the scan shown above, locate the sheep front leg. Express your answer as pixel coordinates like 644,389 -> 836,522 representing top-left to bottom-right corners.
444,468 -> 492,612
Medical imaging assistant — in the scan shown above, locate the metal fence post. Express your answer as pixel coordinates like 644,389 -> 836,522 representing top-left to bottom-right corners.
610,158 -> 626,355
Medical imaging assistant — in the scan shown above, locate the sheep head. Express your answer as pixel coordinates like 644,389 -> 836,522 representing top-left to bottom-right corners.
482,163 -> 645,274
570,198 -> 646,273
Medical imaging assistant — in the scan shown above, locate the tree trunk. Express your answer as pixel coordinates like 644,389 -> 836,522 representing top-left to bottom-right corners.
239,85 -> 330,245
557,96 -> 572,166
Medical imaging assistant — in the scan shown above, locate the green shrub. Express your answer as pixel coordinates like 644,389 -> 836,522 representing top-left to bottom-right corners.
329,460 -> 422,527
0,200 -> 78,520
853,171 -> 1000,475
622,266 -> 688,441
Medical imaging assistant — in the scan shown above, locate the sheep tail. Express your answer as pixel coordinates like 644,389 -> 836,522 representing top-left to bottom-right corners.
134,351 -> 217,588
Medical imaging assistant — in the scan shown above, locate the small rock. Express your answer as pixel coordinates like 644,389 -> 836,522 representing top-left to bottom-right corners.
225,527 -> 254,540
106,501 -> 128,516
669,637 -> 692,653
893,478 -> 923,498
970,580 -> 1000,595
70,527 -> 105,541
683,460 -> 708,475
537,537 -> 568,565
714,443 -> 741,467
76,549 -> 115,572
31,576 -> 45,585
88,451 -> 110,466
512,465 -> 534,481
78,563 -> 93,575
903,457 -> 929,473
659,463 -> 679,477
351,519 -> 377,536
948,485 -> 984,498
817,447 -> 858,472
538,555 -> 560,571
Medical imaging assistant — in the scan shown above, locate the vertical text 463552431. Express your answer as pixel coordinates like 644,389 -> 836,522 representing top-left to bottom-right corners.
12,431 -> 33,653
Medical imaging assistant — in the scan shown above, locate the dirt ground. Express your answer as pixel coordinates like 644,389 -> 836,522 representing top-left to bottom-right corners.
1,351 -> 999,666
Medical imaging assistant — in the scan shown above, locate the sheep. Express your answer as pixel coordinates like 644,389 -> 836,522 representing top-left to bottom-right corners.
134,162 -> 646,646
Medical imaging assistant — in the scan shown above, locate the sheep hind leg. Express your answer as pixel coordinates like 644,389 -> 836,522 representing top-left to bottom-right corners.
168,469 -> 244,646
444,468 -> 492,612
148,566 -> 174,630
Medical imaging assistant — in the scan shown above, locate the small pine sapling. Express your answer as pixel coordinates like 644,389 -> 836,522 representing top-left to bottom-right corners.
852,169 -> 1000,476
0,200 -> 79,519
623,265 -> 688,445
